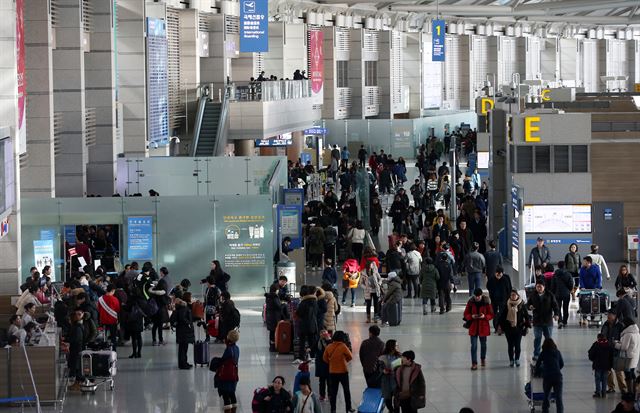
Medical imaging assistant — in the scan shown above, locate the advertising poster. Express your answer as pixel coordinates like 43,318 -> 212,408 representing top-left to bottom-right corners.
16,0 -> 26,154
309,30 -> 324,105
220,213 -> 267,268
146,18 -> 169,145
239,0 -> 268,52
432,19 -> 445,62
127,216 -> 153,260
33,240 -> 56,281
64,225 -> 77,246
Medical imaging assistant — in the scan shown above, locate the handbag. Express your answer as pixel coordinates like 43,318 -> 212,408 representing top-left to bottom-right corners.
463,318 -> 473,329
614,351 -> 631,372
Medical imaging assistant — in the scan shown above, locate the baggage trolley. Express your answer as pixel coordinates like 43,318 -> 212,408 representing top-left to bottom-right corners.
524,364 -> 554,413
80,348 -> 117,393
578,289 -> 609,327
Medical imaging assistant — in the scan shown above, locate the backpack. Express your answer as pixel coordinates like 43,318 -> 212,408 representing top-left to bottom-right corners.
252,387 -> 269,413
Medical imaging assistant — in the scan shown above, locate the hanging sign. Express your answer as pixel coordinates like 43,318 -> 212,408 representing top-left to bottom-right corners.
240,0 -> 269,52
432,20 -> 446,62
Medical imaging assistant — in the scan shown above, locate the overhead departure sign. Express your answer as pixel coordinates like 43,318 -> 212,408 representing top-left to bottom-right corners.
240,0 -> 268,52
304,128 -> 327,135
432,20 -> 446,62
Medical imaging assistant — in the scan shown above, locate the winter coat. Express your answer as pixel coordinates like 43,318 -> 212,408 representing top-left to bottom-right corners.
553,269 -> 574,298
323,341 -> 353,374
528,291 -> 559,326
564,252 -> 581,275
359,336 -> 384,374
296,295 -> 319,335
484,250 -> 503,280
385,249 -> 405,273
322,267 -> 338,286
529,245 -> 551,268
292,391 -> 322,413
588,340 -> 613,371
601,320 -> 624,343
405,251 -> 422,276
308,226 -> 325,255
265,292 -> 284,332
535,348 -> 564,379
394,362 -> 426,410
579,264 -> 602,289
616,295 -> 636,323
257,387 -> 293,413
615,274 -> 638,291
219,300 -> 240,339
463,296 -> 494,337
486,274 -> 512,306
171,299 -> 195,344
123,300 -> 145,333
216,344 -> 240,395
315,338 -> 331,378
379,354 -> 400,399
323,291 -> 339,332
97,294 -> 120,325
587,253 -> 610,279
615,324 -> 640,370
382,277 -> 403,305
497,300 -> 530,335
361,270 -> 382,299
434,256 -> 454,290
463,251 -> 486,274
419,263 -> 439,300
316,289 -> 327,330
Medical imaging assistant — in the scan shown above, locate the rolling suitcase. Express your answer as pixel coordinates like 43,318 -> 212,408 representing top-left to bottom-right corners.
81,350 -> 117,378
387,300 -> 403,326
275,320 -> 293,354
194,326 -> 209,367
358,388 -> 384,413
192,301 -> 205,321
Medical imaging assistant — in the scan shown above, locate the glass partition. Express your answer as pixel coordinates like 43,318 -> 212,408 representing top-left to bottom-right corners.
232,80 -> 311,102
21,195 -> 274,294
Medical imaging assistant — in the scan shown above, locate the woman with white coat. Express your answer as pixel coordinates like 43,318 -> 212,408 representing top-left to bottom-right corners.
614,317 -> 640,395
361,261 -> 382,323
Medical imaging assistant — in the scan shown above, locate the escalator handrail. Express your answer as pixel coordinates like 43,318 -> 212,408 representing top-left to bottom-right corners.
212,86 -> 232,156
190,96 -> 209,156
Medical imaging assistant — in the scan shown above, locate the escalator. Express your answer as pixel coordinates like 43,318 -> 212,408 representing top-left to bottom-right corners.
191,86 -> 230,157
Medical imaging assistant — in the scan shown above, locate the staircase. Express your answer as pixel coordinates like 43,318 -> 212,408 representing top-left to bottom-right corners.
193,99 -> 222,157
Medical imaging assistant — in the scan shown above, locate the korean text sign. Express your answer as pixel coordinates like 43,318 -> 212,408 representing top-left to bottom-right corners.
240,0 -> 268,52
432,20 -> 446,62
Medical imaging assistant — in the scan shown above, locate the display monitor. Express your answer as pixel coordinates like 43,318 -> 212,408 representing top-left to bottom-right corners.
523,204 -> 591,233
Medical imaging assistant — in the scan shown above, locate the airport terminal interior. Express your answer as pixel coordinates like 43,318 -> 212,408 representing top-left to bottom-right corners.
4,0 -> 640,412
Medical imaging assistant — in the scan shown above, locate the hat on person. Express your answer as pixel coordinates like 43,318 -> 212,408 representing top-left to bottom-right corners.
401,350 -> 415,361
536,237 -> 544,241
608,308 -> 617,315
387,272 -> 398,279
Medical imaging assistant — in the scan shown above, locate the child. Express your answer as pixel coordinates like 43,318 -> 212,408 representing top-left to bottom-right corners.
588,333 -> 613,398
322,259 -> 338,290
293,360 -> 311,394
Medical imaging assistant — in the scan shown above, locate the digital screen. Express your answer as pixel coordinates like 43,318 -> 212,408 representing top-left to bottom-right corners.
524,204 -> 591,233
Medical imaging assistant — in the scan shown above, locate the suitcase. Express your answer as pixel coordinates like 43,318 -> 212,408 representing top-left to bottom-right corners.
192,301 -> 205,320
358,388 -> 384,413
81,350 -> 117,378
386,300 -> 403,326
194,340 -> 210,366
275,320 -> 293,354
579,291 -> 593,314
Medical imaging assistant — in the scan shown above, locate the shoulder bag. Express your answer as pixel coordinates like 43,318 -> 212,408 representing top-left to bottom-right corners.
613,350 -> 631,372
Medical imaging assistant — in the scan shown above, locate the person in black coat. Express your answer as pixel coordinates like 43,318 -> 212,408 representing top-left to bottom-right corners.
265,285 -> 285,352
435,252 -> 454,314
171,292 -> 195,369
527,282 -> 559,360
601,311 -> 628,394
150,271 -> 170,345
534,338 -> 564,413
497,289 -> 530,367
218,291 -> 240,344
295,286 -> 319,361
67,308 -> 87,391
588,333 -> 614,398
552,262 -> 574,329
615,289 -> 637,324
203,276 -> 221,342
483,240 -> 503,282
389,196 -> 407,234
486,266 -> 512,333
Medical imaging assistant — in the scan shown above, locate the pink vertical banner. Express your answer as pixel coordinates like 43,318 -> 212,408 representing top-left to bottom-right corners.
16,0 -> 26,152
309,30 -> 324,104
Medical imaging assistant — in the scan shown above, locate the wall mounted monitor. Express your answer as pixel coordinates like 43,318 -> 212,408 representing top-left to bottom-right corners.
523,204 -> 591,233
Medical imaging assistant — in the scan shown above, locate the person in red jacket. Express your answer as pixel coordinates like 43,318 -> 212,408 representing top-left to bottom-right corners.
98,284 -> 121,350
463,288 -> 494,370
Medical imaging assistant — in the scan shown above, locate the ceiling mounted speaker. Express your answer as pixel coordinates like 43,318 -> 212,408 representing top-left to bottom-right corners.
476,24 -> 486,36
448,22 -> 457,34
336,15 -> 346,27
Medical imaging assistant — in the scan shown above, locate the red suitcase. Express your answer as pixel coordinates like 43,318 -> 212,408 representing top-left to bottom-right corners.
275,320 -> 293,354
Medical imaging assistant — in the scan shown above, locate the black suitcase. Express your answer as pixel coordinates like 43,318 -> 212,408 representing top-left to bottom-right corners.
387,300 -> 403,326
194,340 -> 209,366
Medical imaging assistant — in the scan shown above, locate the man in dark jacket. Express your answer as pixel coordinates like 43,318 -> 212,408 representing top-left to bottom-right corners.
483,240 -> 503,282
527,281 -> 559,360
67,309 -> 86,391
601,310 -> 627,394
468,210 -> 488,254
386,242 -> 405,278
296,286 -> 319,362
552,261 -> 574,329
357,145 -> 367,167
528,237 -> 551,270
435,252 -> 454,314
359,325 -> 384,388
486,266 -> 512,334
615,289 -> 636,324
463,242 -> 486,297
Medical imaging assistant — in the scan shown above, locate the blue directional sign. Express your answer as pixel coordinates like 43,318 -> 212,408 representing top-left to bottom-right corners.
127,216 -> 153,260
304,127 -> 327,135
240,0 -> 268,52
432,19 -> 446,62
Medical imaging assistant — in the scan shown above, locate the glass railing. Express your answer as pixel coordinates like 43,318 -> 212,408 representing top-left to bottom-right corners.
231,79 -> 311,102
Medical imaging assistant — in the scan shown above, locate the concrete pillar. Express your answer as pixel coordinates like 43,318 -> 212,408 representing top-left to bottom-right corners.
53,0 -> 87,196
0,0 -> 22,293
287,131 -> 304,162
86,0 -> 117,196
117,0 -> 148,157
234,139 -> 254,156
22,0 -> 55,198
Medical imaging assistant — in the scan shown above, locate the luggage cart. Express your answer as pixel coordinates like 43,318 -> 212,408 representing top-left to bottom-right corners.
524,364 -> 555,413
578,289 -> 609,327
80,349 -> 117,394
